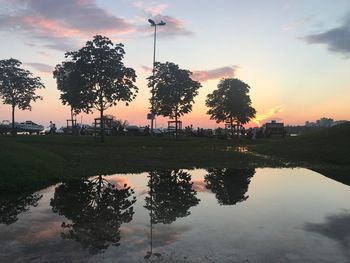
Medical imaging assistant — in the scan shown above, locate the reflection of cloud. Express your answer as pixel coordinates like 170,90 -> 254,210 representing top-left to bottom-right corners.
23,62 -> 54,73
121,223 -> 191,250
103,176 -> 131,189
17,221 -> 62,243
192,179 -> 210,192
192,66 -> 238,82
303,211 -> 350,249
283,16 -> 312,31
304,13 -> 350,56
251,105 -> 285,126
153,224 -> 191,247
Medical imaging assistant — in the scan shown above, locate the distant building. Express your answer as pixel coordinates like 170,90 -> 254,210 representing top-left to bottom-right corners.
263,120 -> 285,137
316,117 -> 333,127
305,117 -> 334,127
331,120 -> 348,126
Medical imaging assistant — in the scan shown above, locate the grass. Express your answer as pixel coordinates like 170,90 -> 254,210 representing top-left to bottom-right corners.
0,135 -> 280,194
1,122 -> 349,194
251,122 -> 350,166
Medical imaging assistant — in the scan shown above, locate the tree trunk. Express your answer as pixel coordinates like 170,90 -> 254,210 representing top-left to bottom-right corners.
11,105 -> 16,136
230,117 -> 234,139
175,108 -> 178,140
100,108 -> 104,143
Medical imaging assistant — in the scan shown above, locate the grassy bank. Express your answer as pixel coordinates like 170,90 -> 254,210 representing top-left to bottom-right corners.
0,135 -> 279,194
1,123 -> 349,194
251,122 -> 350,166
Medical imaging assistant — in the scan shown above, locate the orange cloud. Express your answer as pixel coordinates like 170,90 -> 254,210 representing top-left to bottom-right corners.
251,104 -> 286,126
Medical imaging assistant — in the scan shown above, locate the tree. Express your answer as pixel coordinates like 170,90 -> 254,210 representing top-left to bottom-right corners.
0,59 -> 45,135
0,193 -> 42,225
204,168 -> 255,205
65,35 -> 138,142
53,61 -> 86,123
50,176 -> 136,254
206,78 -> 256,137
144,170 -> 200,224
148,62 -> 201,139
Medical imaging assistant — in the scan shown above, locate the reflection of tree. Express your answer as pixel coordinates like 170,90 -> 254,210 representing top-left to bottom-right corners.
205,168 -> 255,205
144,170 -> 200,224
0,193 -> 42,225
144,170 -> 199,259
50,175 -> 136,254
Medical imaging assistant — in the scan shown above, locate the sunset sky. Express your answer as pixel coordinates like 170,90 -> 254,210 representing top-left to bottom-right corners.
0,0 -> 349,128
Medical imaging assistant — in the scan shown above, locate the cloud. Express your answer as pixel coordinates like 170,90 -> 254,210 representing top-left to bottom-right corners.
133,1 -> 168,16
304,14 -> 350,56
0,0 -> 135,51
192,66 -> 238,82
252,105 -> 285,126
140,65 -> 238,81
303,211 -> 350,258
23,62 -> 54,73
140,65 -> 152,72
151,14 -> 194,38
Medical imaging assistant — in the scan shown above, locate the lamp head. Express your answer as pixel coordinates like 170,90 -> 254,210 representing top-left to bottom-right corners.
148,19 -> 156,26
158,20 -> 166,26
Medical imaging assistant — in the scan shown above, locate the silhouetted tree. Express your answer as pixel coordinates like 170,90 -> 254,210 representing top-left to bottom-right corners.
50,176 -> 136,254
148,62 -> 201,139
65,35 -> 138,142
206,78 -> 256,137
144,170 -> 200,224
204,168 -> 255,205
0,193 -> 42,225
0,59 -> 45,135
53,61 -> 86,122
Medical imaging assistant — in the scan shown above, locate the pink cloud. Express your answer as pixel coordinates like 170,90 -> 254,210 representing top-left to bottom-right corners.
145,3 -> 168,16
0,0 -> 135,51
192,66 -> 239,82
23,62 -> 54,73
134,1 -> 168,15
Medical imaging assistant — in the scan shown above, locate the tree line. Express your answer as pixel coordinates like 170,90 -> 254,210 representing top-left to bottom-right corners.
0,35 -> 256,140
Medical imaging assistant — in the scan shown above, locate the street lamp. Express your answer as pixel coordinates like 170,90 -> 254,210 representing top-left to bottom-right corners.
148,19 -> 166,134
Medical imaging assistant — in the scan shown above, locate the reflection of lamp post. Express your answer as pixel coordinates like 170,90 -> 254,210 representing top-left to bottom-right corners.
144,173 -> 161,260
148,18 -> 166,134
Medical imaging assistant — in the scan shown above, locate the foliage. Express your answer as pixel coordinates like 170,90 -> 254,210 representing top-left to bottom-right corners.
103,114 -> 128,129
63,35 -> 138,141
206,78 -> 256,126
0,193 -> 42,225
148,62 -> 201,137
0,58 -> 44,133
50,176 -> 136,254
53,61 -> 86,115
144,170 -> 200,224
205,168 -> 255,205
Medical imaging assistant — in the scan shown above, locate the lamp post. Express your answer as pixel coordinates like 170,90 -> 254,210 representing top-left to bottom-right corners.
148,19 -> 166,134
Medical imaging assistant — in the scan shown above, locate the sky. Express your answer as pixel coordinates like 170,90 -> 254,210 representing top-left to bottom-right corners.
0,0 -> 349,128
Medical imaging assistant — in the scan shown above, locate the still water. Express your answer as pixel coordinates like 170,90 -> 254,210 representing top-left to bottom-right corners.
1,168 -> 350,262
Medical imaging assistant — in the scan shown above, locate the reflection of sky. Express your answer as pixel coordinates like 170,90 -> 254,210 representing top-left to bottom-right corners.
1,168 -> 350,262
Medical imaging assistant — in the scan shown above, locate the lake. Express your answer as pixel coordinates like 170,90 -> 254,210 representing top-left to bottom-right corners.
1,168 -> 350,262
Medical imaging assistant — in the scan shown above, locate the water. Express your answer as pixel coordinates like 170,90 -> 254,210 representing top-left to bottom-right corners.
1,168 -> 350,262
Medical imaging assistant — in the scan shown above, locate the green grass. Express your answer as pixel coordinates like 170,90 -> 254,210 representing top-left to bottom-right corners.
0,135 -> 280,194
1,123 -> 349,194
251,122 -> 350,166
